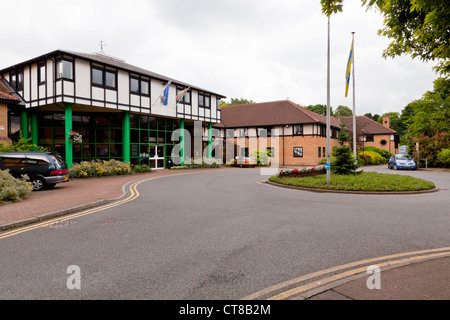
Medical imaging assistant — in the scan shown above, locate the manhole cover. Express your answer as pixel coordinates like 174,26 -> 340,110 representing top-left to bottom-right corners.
45,220 -> 78,228
95,218 -> 123,227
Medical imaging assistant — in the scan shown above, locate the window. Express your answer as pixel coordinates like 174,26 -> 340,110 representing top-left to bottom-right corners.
293,147 -> 303,157
198,92 -> 211,108
366,135 -> 374,142
176,87 -> 191,104
239,128 -> 248,137
294,124 -> 303,135
130,77 -> 140,94
57,59 -> 73,80
241,147 -> 249,157
92,67 -> 104,86
105,70 -> 116,89
38,62 -> 46,84
226,129 -> 234,138
380,139 -> 387,146
130,77 -> 149,95
318,146 -> 321,158
319,124 -> 326,137
323,147 -> 325,157
267,147 -> 274,157
10,70 -> 23,91
141,79 -> 149,96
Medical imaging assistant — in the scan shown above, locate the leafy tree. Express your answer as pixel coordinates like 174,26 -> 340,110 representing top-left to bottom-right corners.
305,104 -> 331,116
321,0 -> 450,76
334,105 -> 353,117
364,113 -> 380,122
225,98 -> 255,106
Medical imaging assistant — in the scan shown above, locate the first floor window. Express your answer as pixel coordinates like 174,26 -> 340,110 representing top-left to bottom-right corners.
105,70 -> 116,89
366,135 -> 374,142
293,147 -> 303,157
294,124 -> 303,135
38,62 -> 46,84
239,128 -> 248,137
130,77 -> 140,93
92,67 -> 103,86
57,60 -> 73,80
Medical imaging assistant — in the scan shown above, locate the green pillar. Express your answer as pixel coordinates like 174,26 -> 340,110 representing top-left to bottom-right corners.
208,122 -> 212,159
20,110 -> 28,139
180,118 -> 185,166
122,111 -> 130,163
31,110 -> 38,150
64,103 -> 73,167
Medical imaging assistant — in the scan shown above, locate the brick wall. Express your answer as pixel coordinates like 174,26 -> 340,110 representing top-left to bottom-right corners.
0,102 -> 11,146
231,135 -> 340,166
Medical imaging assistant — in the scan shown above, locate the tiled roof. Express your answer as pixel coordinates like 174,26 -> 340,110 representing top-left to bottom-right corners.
339,116 -> 397,134
0,78 -> 20,102
218,100 -> 341,128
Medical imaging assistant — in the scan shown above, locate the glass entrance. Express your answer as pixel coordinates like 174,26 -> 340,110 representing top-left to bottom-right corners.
149,145 -> 165,169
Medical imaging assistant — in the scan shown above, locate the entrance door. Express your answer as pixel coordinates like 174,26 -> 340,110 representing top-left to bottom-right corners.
149,145 -> 165,169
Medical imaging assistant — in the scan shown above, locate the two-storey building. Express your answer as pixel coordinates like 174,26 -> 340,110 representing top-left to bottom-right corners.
0,49 -> 225,168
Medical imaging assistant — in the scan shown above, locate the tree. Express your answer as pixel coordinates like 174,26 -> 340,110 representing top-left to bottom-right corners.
321,0 -> 450,76
364,113 -> 380,122
331,122 -> 359,174
225,98 -> 255,106
334,105 -> 353,117
305,104 -> 331,116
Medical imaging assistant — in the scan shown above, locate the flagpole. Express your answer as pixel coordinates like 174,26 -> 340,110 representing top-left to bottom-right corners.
351,32 -> 356,161
326,16 -> 331,184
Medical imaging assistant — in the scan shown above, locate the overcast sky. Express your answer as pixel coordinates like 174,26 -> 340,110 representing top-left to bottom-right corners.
1,0 -> 438,116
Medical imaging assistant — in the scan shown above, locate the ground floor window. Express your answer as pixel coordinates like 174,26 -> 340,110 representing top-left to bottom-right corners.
293,147 -> 303,157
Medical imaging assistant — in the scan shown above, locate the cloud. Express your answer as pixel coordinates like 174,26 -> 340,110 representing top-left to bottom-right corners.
0,0 -> 437,116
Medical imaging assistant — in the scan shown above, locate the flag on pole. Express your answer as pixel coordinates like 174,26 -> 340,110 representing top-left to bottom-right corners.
177,87 -> 190,102
162,82 -> 170,106
345,39 -> 353,97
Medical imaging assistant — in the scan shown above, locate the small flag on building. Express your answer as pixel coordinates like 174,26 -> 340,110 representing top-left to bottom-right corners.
162,82 -> 170,106
177,87 -> 190,102
345,39 -> 353,97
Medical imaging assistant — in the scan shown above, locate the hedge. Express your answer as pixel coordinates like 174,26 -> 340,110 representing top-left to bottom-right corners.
0,170 -> 33,203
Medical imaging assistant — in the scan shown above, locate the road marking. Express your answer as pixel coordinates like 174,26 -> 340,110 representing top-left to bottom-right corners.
241,246 -> 450,300
0,177 -> 147,240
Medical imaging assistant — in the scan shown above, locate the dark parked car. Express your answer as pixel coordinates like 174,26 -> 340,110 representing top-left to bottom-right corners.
0,152 -> 69,190
388,154 -> 417,170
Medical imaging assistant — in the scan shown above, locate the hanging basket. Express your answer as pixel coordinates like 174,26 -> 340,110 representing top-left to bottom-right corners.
68,131 -> 82,143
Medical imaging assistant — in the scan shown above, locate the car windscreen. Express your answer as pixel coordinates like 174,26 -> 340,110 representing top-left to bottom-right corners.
396,155 -> 413,160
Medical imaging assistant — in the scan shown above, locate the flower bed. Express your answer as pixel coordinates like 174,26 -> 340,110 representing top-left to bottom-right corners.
278,165 -> 326,178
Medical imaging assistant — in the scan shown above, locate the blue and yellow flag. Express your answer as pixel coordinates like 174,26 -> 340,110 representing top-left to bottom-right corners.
345,39 -> 353,97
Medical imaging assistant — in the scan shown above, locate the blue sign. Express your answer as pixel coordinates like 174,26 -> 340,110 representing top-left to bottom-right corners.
324,163 -> 331,170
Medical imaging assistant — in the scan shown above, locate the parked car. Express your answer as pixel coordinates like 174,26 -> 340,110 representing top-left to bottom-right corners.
231,156 -> 257,167
388,154 -> 417,170
0,152 -> 69,190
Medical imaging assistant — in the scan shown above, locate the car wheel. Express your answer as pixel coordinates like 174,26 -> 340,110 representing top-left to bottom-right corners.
393,164 -> 398,170
31,177 -> 46,191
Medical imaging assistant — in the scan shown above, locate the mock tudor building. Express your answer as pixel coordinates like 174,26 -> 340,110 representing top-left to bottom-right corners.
215,100 -> 342,166
0,49 -> 225,169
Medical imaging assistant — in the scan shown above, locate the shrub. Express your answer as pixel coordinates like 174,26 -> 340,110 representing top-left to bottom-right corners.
132,164 -> 153,174
0,132 -> 48,152
332,145 -> 359,174
357,150 -> 385,165
0,170 -> 33,203
69,159 -> 131,178
362,146 -> 392,162
436,149 -> 450,167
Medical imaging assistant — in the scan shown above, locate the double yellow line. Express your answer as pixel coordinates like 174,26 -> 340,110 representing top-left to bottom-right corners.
0,177 -> 153,240
241,246 -> 450,300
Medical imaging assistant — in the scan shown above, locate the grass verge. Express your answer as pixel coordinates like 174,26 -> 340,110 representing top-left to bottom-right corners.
269,172 -> 435,192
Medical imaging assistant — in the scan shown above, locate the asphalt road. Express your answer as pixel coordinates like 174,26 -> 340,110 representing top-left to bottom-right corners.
0,166 -> 448,299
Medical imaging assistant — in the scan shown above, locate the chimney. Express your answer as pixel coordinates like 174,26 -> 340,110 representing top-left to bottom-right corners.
383,115 -> 390,128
